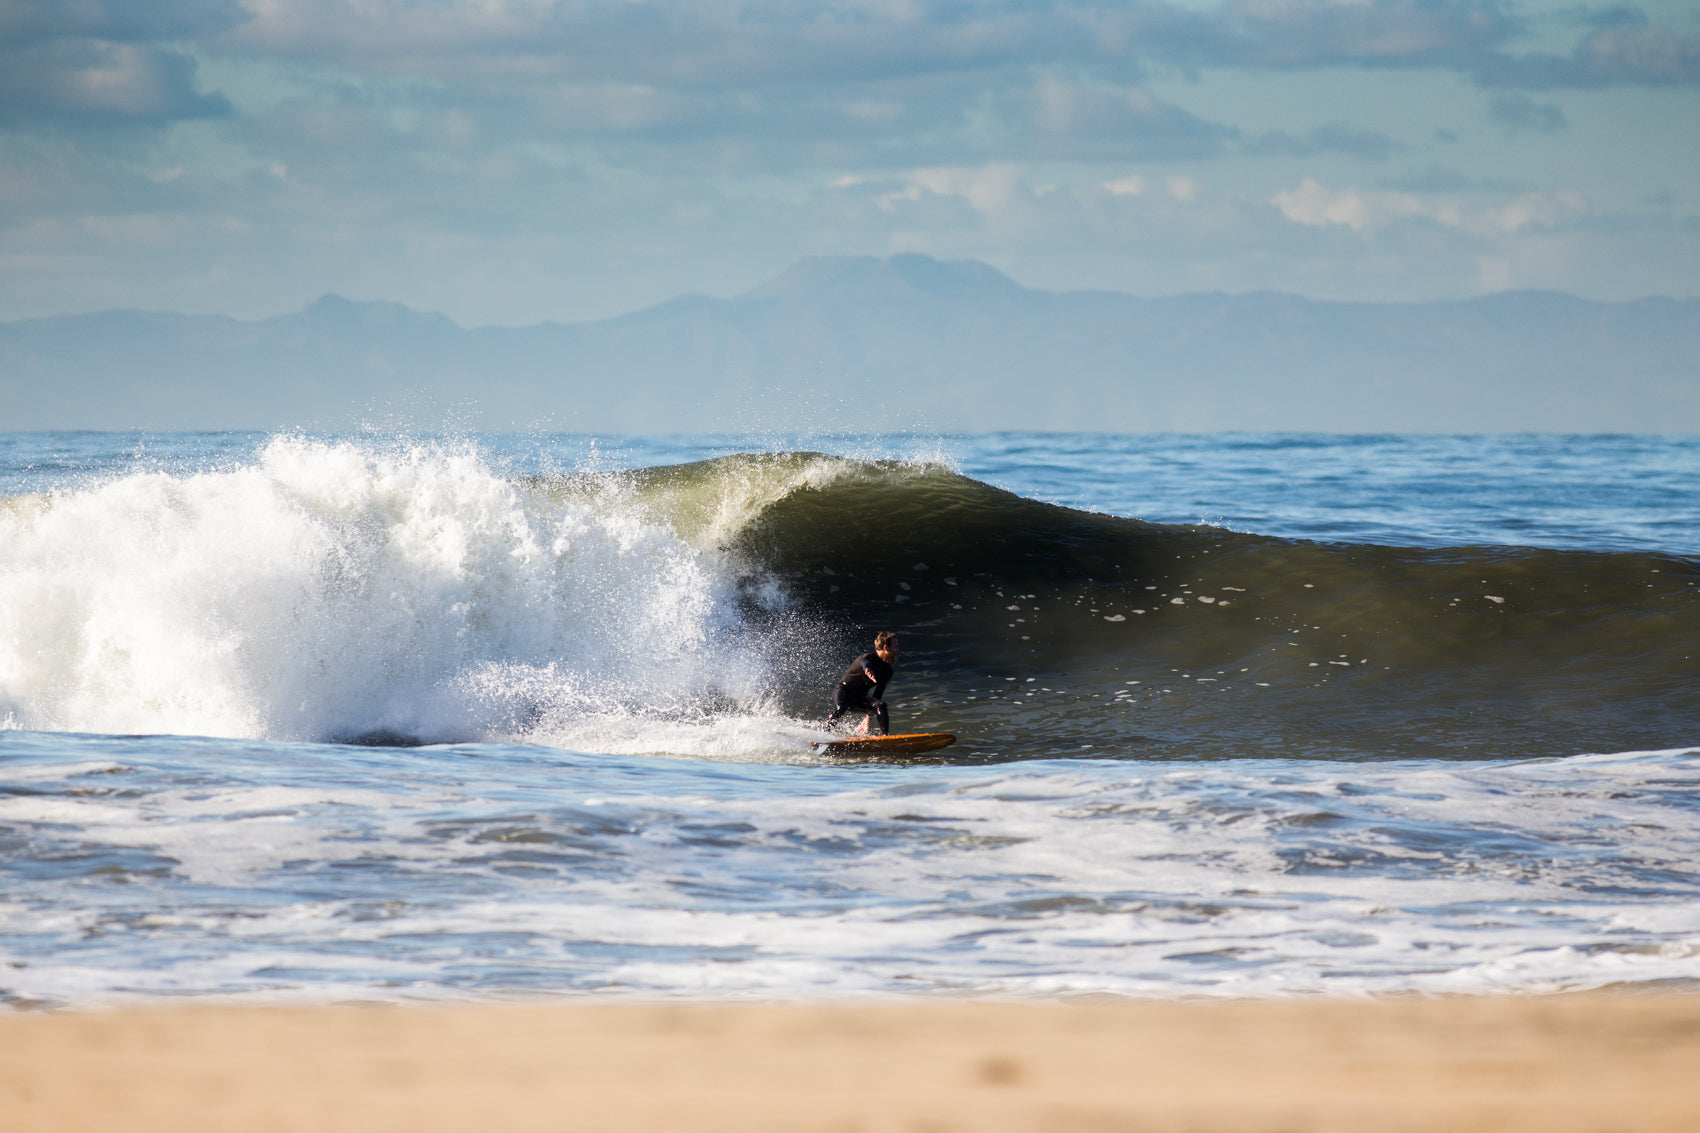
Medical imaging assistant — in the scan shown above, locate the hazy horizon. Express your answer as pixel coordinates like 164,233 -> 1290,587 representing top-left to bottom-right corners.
6,253 -> 1695,433
16,251 -> 1698,330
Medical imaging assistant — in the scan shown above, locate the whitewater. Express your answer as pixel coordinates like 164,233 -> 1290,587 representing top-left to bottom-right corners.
1,432 -> 1698,1006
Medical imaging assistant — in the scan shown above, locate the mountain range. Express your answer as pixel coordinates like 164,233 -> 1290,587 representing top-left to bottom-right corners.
3,255 -> 1696,432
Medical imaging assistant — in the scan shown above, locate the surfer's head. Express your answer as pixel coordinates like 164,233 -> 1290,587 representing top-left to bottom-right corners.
874,631 -> 898,662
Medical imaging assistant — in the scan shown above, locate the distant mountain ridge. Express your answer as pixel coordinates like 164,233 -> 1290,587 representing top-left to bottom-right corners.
3,255 -> 1697,432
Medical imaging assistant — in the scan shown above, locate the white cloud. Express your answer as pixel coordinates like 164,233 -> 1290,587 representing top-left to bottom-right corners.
902,163 -> 1025,216
1102,174 -> 1147,197
1273,177 -> 1431,231
1272,177 -> 1589,237
1486,190 -> 1587,235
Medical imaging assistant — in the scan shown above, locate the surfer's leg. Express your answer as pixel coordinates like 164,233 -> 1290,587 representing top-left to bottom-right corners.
873,700 -> 889,735
826,684 -> 854,728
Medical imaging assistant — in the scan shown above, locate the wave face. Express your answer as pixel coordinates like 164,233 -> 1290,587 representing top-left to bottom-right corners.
720,454 -> 1700,761
3,442 -> 1696,761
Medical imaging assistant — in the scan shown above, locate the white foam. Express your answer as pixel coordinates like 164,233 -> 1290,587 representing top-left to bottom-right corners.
0,438 -> 783,746
2,747 -> 1698,1005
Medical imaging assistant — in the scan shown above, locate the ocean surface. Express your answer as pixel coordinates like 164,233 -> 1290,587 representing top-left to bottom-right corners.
2,431 -> 1697,1007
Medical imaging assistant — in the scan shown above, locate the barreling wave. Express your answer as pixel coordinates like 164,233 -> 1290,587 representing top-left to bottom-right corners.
705,452 -> 1700,760
2,441 -> 1696,761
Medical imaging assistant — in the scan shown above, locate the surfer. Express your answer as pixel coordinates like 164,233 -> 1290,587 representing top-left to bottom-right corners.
826,632 -> 898,736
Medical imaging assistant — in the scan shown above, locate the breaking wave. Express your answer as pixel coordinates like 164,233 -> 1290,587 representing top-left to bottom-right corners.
3,440 -> 1696,761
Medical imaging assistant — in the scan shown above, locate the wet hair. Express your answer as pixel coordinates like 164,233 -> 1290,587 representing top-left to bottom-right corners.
874,631 -> 898,652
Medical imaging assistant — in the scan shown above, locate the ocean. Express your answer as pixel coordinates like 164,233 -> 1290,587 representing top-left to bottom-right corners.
2,431 -> 1697,1007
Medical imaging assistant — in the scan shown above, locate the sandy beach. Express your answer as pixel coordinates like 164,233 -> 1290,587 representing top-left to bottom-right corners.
4,994 -> 1698,1132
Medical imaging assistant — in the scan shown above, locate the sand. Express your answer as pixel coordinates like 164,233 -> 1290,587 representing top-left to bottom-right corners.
3,994 -> 1698,1131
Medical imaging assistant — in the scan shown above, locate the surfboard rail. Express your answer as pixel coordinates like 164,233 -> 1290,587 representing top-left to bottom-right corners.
815,732 -> 957,756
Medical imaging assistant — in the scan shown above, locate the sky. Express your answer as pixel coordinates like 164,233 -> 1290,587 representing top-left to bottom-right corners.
1,0 -> 1697,326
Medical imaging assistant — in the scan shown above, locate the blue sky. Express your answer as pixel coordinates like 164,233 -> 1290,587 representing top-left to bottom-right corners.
2,0 -> 1696,325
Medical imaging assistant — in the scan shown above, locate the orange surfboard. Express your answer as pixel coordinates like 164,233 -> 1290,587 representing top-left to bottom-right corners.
816,732 -> 957,756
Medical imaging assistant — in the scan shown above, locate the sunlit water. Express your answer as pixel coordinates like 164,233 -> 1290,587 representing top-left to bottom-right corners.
2,432 -> 1697,1006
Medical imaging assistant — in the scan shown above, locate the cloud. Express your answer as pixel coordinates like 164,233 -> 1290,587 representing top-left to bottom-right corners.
1202,1 -> 1697,89
1488,93 -> 1567,132
865,170 -> 1672,306
219,0 -> 1129,87
1209,0 -> 1523,70
1476,16 -> 1700,88
1487,189 -> 1589,236
902,164 -> 1027,217
220,46 -> 1241,172
0,39 -> 230,126
0,0 -> 244,46
1272,176 -> 1588,236
1,0 -> 1689,140
1273,178 -> 1435,232
1,0 -> 1685,150
1552,23 -> 1700,85
0,0 -> 237,129
1016,75 -> 1238,160
211,0 -> 1537,85
1101,174 -> 1148,197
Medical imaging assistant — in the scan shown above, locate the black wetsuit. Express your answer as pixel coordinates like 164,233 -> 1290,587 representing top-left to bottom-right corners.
827,651 -> 893,734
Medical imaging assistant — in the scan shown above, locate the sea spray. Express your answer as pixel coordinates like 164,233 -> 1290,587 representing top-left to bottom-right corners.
0,438 -> 777,746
